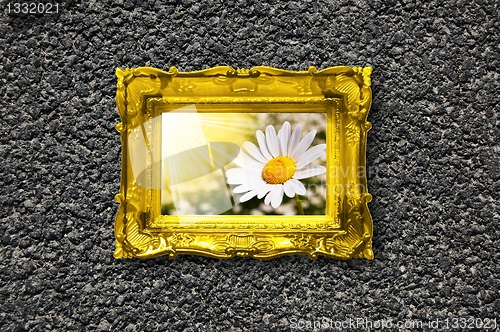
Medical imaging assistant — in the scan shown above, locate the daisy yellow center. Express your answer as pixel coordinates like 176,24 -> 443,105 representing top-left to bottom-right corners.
262,156 -> 296,184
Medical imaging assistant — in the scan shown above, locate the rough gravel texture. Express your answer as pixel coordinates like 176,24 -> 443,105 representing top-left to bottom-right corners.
1,0 -> 499,331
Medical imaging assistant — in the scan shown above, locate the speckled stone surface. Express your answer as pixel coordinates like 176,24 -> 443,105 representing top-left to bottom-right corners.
1,1 -> 499,331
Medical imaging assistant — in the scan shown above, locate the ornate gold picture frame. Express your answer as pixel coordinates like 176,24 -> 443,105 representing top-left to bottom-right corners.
114,65 -> 373,259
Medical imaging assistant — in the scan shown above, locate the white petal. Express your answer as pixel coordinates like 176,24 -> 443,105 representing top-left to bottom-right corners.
226,168 -> 246,178
232,156 -> 245,168
232,151 -> 265,170
240,189 -> 260,203
290,179 -> 306,195
292,130 -> 316,160
243,142 -> 268,163
271,185 -> 284,208
284,180 -> 296,198
264,189 -> 273,205
233,177 -> 265,192
287,125 -> 302,157
277,121 -> 290,157
296,144 -> 326,169
239,151 -> 262,165
233,184 -> 250,193
257,184 -> 272,199
256,130 -> 273,160
293,165 -> 326,179
226,168 -> 247,185
247,178 -> 267,190
229,173 -> 264,186
227,178 -> 245,185
265,125 -> 280,157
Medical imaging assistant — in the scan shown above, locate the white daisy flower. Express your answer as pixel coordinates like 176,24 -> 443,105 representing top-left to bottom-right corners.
226,121 -> 326,209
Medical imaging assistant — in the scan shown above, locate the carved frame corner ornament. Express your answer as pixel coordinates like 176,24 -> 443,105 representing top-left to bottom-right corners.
114,65 -> 373,260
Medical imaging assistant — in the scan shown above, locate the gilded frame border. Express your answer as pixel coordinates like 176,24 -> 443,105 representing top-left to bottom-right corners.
114,66 -> 373,259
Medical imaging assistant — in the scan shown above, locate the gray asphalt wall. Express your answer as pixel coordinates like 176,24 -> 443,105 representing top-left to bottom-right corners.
1,1 -> 499,331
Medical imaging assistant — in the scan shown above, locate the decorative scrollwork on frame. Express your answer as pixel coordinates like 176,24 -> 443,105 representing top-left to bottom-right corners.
346,121 -> 361,145
211,234 -> 275,257
171,80 -> 195,93
290,234 -> 318,250
168,233 -> 195,247
213,68 -> 274,93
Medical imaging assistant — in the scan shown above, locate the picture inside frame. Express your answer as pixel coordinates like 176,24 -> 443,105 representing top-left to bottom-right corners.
159,110 -> 327,217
